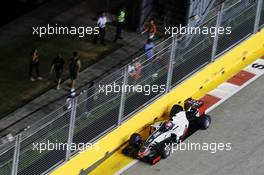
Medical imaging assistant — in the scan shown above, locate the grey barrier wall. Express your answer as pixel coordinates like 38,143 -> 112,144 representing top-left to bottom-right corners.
189,0 -> 213,19
260,0 -> 264,27
0,0 -> 263,174
125,0 -> 153,31
137,0 -> 153,31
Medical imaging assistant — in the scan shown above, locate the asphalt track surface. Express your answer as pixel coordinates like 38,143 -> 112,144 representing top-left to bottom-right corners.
122,74 -> 264,175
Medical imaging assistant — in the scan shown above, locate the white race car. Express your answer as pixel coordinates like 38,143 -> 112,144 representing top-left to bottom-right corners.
122,98 -> 211,164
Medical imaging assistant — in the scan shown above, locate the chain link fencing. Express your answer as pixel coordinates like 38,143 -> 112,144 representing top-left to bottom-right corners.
17,109 -> 71,175
0,0 -> 263,174
0,140 -> 15,175
216,0 -> 257,55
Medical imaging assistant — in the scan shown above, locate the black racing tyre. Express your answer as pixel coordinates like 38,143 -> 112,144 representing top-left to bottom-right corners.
198,115 -> 211,130
129,133 -> 142,147
171,133 -> 177,143
169,105 -> 183,119
159,143 -> 171,159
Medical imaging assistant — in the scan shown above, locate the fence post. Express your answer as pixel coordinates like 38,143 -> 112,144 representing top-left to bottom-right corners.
11,134 -> 22,175
118,66 -> 128,125
166,36 -> 177,93
211,3 -> 224,62
66,96 -> 77,161
254,0 -> 263,33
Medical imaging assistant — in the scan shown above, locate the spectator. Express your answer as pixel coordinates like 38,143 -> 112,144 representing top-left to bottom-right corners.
128,63 -> 136,82
29,48 -> 42,81
69,52 -> 81,92
128,59 -> 142,82
84,81 -> 95,117
65,91 -> 77,110
94,12 -> 107,45
114,7 -> 126,42
50,54 -> 65,90
141,19 -> 157,39
144,39 -> 155,60
133,61 -> 142,80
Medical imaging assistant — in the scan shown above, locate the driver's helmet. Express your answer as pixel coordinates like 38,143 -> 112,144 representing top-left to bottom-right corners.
164,121 -> 173,130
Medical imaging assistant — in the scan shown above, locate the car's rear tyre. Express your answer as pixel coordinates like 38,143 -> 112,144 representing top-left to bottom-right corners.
169,105 -> 183,119
159,143 -> 171,159
198,115 -> 211,130
129,133 -> 142,148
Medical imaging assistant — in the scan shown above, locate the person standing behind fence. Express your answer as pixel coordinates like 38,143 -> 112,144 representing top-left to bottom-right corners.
114,7 -> 126,42
69,52 -> 81,92
144,39 -> 155,60
29,48 -> 42,81
141,19 -> 157,40
94,12 -> 107,45
50,54 -> 65,90
83,81 -> 95,117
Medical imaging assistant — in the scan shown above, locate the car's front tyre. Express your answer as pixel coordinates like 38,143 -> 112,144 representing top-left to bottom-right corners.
198,114 -> 211,130
129,133 -> 142,148
159,143 -> 171,159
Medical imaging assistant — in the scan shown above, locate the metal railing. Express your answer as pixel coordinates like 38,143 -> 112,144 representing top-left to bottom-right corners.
0,0 -> 263,174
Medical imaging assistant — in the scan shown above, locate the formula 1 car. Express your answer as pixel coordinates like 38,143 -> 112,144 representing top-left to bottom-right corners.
122,98 -> 211,164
